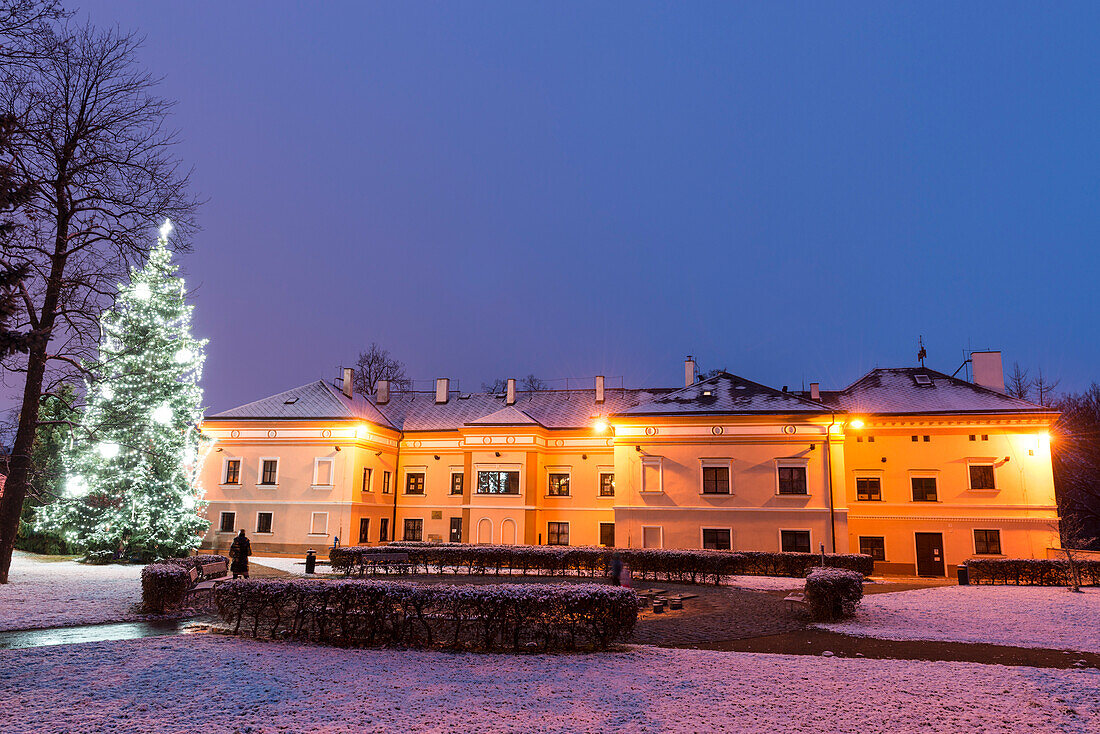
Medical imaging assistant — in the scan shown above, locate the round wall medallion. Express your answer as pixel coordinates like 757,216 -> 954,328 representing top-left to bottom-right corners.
267,429 -> 277,438
782,425 -> 797,435
506,436 -> 516,444
606,438 -> 614,447
645,426 -> 658,436
412,440 -> 422,448
711,426 -> 724,435
552,438 -> 563,447
321,429 -> 332,439
230,429 -> 240,438
482,436 -> 493,444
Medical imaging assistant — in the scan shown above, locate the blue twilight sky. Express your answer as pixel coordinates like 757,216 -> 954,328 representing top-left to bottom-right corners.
83,1 -> 1100,411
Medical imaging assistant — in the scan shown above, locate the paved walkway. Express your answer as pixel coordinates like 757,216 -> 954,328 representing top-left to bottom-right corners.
631,583 -> 802,645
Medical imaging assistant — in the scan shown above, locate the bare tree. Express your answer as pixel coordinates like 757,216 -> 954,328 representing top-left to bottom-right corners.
352,342 -> 409,394
0,0 -> 65,62
520,374 -> 546,392
0,23 -> 198,582
1054,512 -> 1098,593
1005,362 -> 1032,400
1034,367 -> 1060,408
1051,384 -> 1100,563
481,378 -> 507,394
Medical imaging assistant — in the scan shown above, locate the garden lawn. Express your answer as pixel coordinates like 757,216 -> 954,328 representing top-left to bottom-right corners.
1,635 -> 1097,733
818,585 -> 1100,653
0,551 -> 142,631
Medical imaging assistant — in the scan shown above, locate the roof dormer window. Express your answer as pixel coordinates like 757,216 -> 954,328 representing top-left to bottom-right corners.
284,396 -> 298,404
913,374 -> 933,387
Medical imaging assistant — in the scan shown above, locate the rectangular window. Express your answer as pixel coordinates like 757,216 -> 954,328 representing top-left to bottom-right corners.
780,530 -> 811,554
702,528 -> 732,550
859,536 -> 886,561
476,470 -> 520,494
313,458 -> 334,486
382,471 -> 391,494
856,477 -> 882,501
641,458 -> 662,493
256,512 -> 273,534
974,529 -> 1002,555
218,512 -> 235,533
922,435 -> 930,442
361,467 -> 372,492
260,459 -> 278,485
599,472 -> 615,497
548,473 -> 570,496
379,517 -> 389,542
309,512 -> 328,535
969,464 -> 995,490
358,517 -> 370,543
450,473 -> 464,495
599,522 -> 615,547
403,518 -> 423,542
777,465 -> 808,495
547,522 -> 569,546
405,472 -> 425,495
223,459 -> 241,485
911,477 -> 938,502
702,466 -> 730,494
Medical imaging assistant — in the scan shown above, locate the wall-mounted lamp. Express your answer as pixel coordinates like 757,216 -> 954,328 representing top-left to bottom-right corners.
374,450 -> 382,457
334,446 -> 341,452
582,454 -> 587,460
495,451 -> 501,457
809,444 -> 816,451
880,457 -> 887,463
215,447 -> 223,453
434,455 -> 440,460
635,445 -> 641,452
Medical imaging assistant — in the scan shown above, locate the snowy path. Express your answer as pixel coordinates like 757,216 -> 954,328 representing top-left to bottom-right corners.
0,552 -> 142,631
1,635 -> 1096,733
819,585 -> 1100,653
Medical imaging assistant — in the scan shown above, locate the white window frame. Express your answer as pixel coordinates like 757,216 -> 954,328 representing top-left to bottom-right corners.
312,457 -> 335,488
779,528 -> 813,554
700,526 -> 733,551
640,457 -> 663,494
700,458 -> 733,495
217,511 -> 236,533
908,471 -> 940,502
221,457 -> 243,486
858,535 -> 887,561
403,466 -> 427,495
775,459 -> 810,496
308,511 -> 329,536
473,463 -> 524,496
966,460 -> 998,491
403,517 -> 424,541
598,520 -> 616,547
449,466 -> 464,496
255,511 -> 274,534
597,466 -> 615,499
854,472 -> 884,502
546,465 -> 572,498
257,457 -> 280,487
546,520 -> 570,546
361,466 -> 373,493
641,525 -> 664,549
973,528 -> 1003,556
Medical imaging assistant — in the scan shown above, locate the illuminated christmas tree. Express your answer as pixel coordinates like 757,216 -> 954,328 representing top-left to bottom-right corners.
37,220 -> 210,558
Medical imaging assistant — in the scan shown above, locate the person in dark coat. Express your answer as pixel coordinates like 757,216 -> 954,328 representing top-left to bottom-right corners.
229,529 -> 251,579
609,553 -> 623,586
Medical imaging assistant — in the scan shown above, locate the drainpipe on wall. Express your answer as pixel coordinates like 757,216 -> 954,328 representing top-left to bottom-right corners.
825,412 -> 838,553
391,469 -> 398,544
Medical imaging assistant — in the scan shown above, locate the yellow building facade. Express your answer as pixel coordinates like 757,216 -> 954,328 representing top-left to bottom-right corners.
199,354 -> 1059,576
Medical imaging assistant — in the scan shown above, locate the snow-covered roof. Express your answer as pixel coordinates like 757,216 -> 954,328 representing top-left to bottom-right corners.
618,372 -> 832,416
464,406 -> 541,426
207,380 -> 395,428
818,368 -> 1050,415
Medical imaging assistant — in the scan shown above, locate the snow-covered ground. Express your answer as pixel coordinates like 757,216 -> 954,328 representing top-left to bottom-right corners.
819,585 -> 1100,653
1,635 -> 1096,733
0,551 -> 142,631
251,555 -> 317,575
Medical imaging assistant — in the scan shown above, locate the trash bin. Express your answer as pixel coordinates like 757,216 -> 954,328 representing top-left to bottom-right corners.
305,549 -> 317,575
957,564 -> 969,585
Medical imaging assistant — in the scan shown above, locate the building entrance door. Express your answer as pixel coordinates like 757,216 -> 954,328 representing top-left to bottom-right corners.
449,517 -> 462,543
915,532 -> 945,577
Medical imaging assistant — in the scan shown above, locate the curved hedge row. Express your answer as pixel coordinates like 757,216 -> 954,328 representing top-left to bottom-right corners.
141,554 -> 230,612
966,558 -> 1100,586
213,579 -> 637,652
330,543 -> 873,584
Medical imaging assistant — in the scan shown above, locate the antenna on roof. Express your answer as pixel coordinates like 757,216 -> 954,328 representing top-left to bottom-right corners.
917,336 -> 927,367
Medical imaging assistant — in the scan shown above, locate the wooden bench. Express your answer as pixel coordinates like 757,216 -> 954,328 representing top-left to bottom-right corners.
191,560 -> 230,592
783,592 -> 809,616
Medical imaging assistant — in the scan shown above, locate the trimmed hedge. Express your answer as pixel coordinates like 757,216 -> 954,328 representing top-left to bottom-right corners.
213,579 -> 637,652
966,558 -> 1100,587
162,554 -> 229,572
141,563 -> 193,613
330,543 -> 874,584
804,568 -> 864,621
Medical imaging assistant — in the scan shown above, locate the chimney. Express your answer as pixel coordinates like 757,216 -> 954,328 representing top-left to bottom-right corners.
342,367 -> 354,399
435,377 -> 450,404
595,375 -> 605,404
684,356 -> 696,387
971,351 -> 1004,393
505,378 -> 516,405
810,382 -> 820,401
376,379 -> 390,405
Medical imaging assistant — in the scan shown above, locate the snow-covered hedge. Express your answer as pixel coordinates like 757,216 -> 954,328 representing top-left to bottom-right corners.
162,554 -> 229,574
141,563 -> 193,613
803,568 -> 864,621
213,579 -> 637,652
330,543 -> 874,584
966,558 -> 1100,586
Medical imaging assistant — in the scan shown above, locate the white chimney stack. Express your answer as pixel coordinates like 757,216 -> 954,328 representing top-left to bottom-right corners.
810,382 -> 820,401
376,380 -> 390,405
435,377 -> 450,404
971,351 -> 1005,393
595,375 -> 605,404
684,356 -> 696,387
342,367 -> 354,399
505,378 -> 516,405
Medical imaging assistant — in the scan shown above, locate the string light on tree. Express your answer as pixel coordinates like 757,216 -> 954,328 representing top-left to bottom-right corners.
37,220 -> 211,558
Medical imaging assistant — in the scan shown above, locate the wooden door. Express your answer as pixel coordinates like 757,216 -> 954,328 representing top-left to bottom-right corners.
915,532 -> 945,577
449,517 -> 462,543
